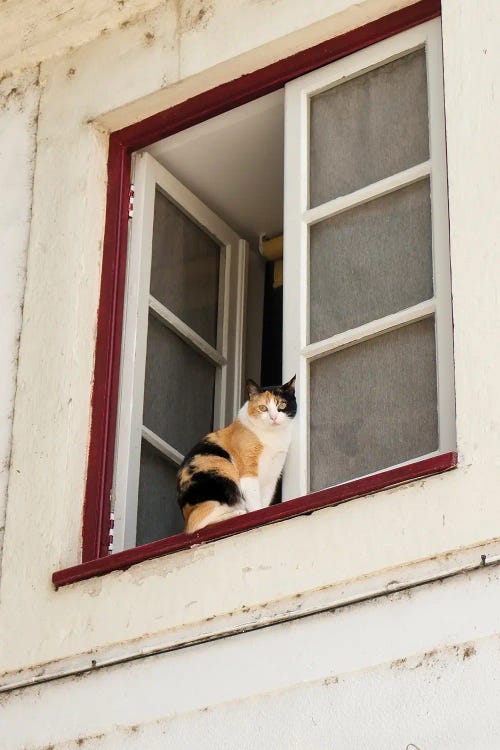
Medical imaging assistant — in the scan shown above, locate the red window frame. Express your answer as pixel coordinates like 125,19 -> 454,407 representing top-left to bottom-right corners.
53,0 -> 454,588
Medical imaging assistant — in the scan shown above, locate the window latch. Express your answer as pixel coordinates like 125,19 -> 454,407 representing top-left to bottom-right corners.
128,184 -> 135,219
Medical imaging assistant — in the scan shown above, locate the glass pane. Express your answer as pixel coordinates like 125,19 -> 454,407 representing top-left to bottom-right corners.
309,179 -> 433,342
136,439 -> 184,546
310,48 -> 429,207
309,318 -> 438,492
150,188 -> 221,346
143,314 -> 216,455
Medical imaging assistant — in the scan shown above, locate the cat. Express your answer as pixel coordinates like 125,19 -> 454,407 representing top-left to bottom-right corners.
177,376 -> 296,533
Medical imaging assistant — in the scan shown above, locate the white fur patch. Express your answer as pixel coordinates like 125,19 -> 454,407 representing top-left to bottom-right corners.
191,504 -> 245,532
240,476 -> 261,512
238,402 -> 293,510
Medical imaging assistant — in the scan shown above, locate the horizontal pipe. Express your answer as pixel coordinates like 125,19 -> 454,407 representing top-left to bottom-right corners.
2,550 -> 499,695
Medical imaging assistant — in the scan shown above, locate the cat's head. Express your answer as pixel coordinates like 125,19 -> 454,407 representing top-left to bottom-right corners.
245,376 -> 297,429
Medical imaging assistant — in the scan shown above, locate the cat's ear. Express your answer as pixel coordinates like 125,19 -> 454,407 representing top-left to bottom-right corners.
283,375 -> 296,393
246,379 -> 261,399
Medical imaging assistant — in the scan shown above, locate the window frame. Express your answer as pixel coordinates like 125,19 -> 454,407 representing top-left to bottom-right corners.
283,19 -> 454,500
113,153 -> 248,550
71,0 -> 448,577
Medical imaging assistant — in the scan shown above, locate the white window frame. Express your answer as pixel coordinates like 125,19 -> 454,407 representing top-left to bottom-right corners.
282,19 -> 455,500
113,152 -> 248,550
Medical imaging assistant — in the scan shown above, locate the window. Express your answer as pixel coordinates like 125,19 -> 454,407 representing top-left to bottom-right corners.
282,19 -> 454,500
66,4 -> 453,580
113,156 -> 248,549
109,18 -> 453,552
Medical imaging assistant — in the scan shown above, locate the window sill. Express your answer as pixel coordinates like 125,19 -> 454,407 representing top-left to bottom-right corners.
53,452 -> 457,588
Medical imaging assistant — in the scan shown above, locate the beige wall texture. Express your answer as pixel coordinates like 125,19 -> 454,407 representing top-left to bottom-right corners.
0,4 -> 498,743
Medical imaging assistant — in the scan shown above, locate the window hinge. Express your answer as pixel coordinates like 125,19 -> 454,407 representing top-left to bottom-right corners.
108,510 -> 115,554
128,184 -> 135,218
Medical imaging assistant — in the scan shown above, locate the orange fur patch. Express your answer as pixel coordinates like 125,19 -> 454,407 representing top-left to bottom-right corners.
180,420 -> 265,533
183,501 -> 220,532
177,464 -> 192,491
212,420 -> 263,477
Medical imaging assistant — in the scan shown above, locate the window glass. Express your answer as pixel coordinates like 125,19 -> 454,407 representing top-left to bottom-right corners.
310,48 -> 429,206
136,439 -> 183,546
151,189 -> 220,346
309,317 -> 438,491
142,314 -> 216,455
309,178 -> 433,342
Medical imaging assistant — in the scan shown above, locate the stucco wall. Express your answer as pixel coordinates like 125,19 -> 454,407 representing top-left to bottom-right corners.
0,67 -> 40,570
3,563 -> 500,749
0,3 -> 499,742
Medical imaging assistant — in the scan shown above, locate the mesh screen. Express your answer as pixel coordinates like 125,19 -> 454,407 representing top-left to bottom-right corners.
136,439 -> 184,546
150,188 -> 220,346
142,314 -> 216,455
309,179 -> 433,342
309,318 -> 438,492
310,48 -> 429,207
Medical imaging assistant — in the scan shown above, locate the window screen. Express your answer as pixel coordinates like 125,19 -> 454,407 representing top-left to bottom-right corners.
150,190 -> 220,346
137,440 -> 184,544
142,314 -> 216,455
309,48 -> 429,206
309,178 -> 433,342
294,41 -> 448,495
136,189 -> 222,546
309,318 -> 438,491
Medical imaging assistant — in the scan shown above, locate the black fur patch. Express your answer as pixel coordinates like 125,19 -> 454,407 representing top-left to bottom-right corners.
266,384 -> 297,419
182,439 -> 231,464
178,470 -> 242,508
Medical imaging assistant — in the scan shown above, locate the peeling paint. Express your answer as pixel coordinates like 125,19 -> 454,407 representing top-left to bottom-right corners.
391,657 -> 407,669
0,64 -> 41,580
322,675 -> 338,686
0,0 -> 166,75
462,644 -> 476,660
179,0 -> 214,33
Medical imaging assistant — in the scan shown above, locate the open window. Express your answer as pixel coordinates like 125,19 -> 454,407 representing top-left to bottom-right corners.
282,19 -> 454,499
113,154 -> 250,549
90,16 -> 455,561
113,93 -> 284,549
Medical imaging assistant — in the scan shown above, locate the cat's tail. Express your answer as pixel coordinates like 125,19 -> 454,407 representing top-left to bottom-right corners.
184,501 -> 245,533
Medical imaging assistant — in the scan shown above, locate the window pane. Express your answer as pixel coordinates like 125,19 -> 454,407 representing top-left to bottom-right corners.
309,318 -> 438,492
136,440 -> 184,546
310,48 -> 429,207
150,188 -> 221,346
309,179 -> 433,342
143,314 -> 216,455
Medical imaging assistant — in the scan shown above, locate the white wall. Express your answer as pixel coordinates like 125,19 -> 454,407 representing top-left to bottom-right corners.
0,67 -> 40,569
0,0 -> 499,745
3,563 -> 500,749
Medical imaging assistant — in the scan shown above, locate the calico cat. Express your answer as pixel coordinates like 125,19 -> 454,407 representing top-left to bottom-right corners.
177,376 -> 296,533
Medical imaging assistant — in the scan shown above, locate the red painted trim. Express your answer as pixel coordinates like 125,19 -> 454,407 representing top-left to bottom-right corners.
115,0 -> 440,151
60,452 -> 456,587
82,137 -> 131,561
82,0 -> 441,563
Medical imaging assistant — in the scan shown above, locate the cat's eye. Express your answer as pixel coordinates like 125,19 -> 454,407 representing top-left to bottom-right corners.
277,400 -> 287,410
258,404 -> 268,412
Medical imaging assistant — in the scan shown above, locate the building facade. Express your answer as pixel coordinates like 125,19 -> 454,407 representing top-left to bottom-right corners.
1,1 -> 499,747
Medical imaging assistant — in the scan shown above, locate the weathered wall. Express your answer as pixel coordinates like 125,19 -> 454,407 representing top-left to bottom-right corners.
442,0 -> 500,475
0,67 -> 40,570
0,4 -> 499,748
0,0 -> 168,78
3,563 -> 500,749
